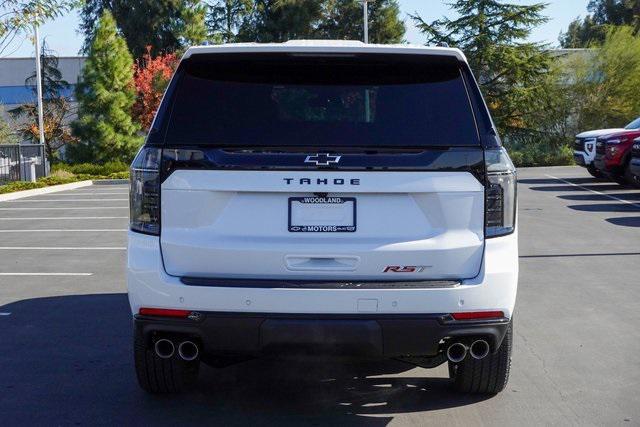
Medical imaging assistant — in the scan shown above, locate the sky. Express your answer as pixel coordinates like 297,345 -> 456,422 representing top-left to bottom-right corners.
3,0 -> 590,58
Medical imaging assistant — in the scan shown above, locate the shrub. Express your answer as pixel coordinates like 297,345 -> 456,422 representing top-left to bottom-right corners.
49,169 -> 75,179
0,181 -> 46,194
507,143 -> 574,168
52,161 -> 129,176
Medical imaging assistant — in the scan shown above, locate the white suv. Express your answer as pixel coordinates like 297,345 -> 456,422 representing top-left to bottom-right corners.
128,41 -> 518,395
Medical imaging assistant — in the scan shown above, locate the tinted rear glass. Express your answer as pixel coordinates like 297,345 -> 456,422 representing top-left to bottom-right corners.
164,53 -> 479,147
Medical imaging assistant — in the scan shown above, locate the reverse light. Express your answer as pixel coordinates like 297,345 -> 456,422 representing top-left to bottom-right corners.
452,311 -> 505,320
130,147 -> 161,235
138,308 -> 191,318
484,148 -> 517,238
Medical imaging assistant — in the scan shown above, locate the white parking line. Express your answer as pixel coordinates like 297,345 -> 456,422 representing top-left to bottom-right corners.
0,247 -> 126,250
0,273 -> 93,276
0,229 -> 126,233
0,312 -> 11,316
4,199 -> 128,202
545,174 -> 640,209
0,207 -> 127,210
0,216 -> 128,220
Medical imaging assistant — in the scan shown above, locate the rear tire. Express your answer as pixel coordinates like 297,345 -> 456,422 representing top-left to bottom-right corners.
134,328 -> 200,393
611,171 -> 629,186
623,162 -> 640,188
586,164 -> 603,179
449,321 -> 512,394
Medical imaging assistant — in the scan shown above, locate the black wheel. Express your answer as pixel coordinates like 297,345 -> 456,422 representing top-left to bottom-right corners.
586,164 -> 603,179
623,162 -> 640,188
134,327 -> 200,393
449,321 -> 513,394
611,173 -> 629,186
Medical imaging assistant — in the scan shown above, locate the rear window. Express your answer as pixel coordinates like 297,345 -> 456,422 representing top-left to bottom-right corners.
163,53 -> 480,147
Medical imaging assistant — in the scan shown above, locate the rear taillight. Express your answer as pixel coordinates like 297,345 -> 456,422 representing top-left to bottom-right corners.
485,147 -> 516,238
130,147 -> 161,235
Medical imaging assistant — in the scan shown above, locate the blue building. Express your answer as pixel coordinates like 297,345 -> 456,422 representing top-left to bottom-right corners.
0,56 -> 85,123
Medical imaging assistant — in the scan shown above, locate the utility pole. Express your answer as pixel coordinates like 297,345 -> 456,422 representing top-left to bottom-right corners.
33,23 -> 48,176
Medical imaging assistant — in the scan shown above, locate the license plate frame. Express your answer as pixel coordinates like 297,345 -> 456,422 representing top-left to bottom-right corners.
288,196 -> 356,233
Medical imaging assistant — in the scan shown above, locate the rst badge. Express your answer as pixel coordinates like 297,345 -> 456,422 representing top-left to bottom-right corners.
383,265 -> 431,273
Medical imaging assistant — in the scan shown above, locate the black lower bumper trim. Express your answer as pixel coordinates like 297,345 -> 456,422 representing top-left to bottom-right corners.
135,312 -> 510,360
180,277 -> 461,289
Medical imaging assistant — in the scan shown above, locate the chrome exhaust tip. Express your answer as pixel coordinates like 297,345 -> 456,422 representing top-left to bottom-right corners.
446,342 -> 468,363
154,338 -> 175,359
178,340 -> 199,361
469,339 -> 490,360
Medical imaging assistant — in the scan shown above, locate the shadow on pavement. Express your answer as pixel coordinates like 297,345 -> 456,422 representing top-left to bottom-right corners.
527,184 -> 623,192
606,216 -> 640,227
517,177 -> 601,185
567,203 -> 640,213
0,294 -> 490,426
558,193 -> 640,202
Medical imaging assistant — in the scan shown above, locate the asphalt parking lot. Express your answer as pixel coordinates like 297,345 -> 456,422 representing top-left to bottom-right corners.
0,166 -> 639,426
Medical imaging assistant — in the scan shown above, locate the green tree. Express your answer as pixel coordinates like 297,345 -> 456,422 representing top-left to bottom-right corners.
221,0 -> 404,44
206,0 -> 252,43
237,0 -> 324,42
559,0 -> 639,48
0,0 -> 74,56
568,26 -> 640,130
318,0 -> 404,43
559,15 -> 603,48
412,0 -> 552,142
71,11 -> 142,163
79,0 -> 207,59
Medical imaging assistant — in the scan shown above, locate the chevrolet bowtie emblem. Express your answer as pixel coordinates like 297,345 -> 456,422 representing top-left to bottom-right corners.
304,153 -> 341,166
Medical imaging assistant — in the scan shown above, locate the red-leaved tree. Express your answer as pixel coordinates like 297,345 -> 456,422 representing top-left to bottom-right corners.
133,47 -> 178,131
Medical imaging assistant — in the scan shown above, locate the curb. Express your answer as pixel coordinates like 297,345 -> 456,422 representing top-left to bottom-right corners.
0,180 -> 94,202
92,179 -> 129,185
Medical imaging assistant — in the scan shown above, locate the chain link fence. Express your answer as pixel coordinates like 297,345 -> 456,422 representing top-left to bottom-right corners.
0,144 -> 48,185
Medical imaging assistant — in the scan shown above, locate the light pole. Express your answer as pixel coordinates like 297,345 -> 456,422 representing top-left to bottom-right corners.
33,23 -> 47,176
362,0 -> 373,44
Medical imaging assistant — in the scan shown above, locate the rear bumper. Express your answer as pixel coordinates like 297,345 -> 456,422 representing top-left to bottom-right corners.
127,230 -> 518,317
134,312 -> 510,358
129,230 -> 517,358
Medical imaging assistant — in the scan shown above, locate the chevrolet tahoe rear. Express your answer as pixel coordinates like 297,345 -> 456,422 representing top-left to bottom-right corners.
127,41 -> 518,395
